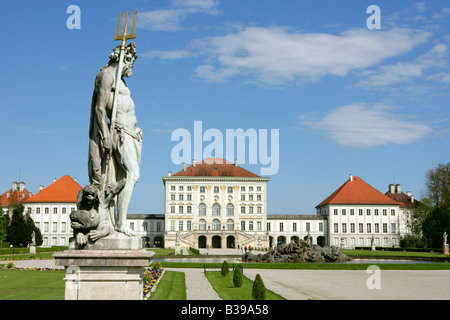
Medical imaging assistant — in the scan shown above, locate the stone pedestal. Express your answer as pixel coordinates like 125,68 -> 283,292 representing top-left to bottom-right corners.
444,244 -> 449,255
54,249 -> 154,300
175,242 -> 181,254
29,244 -> 36,254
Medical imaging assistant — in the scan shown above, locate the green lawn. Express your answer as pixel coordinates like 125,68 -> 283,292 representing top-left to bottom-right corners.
0,269 -> 65,300
204,271 -> 285,300
149,271 -> 186,300
343,249 -> 450,259
160,261 -> 450,270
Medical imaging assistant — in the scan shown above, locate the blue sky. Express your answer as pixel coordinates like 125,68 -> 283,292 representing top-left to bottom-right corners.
1,0 -> 450,215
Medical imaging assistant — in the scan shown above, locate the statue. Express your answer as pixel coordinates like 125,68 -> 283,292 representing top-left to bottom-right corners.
70,180 -> 126,246
70,11 -> 141,248
444,232 -> 448,246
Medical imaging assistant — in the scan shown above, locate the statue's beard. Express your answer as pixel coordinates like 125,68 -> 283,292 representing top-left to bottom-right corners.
122,66 -> 133,78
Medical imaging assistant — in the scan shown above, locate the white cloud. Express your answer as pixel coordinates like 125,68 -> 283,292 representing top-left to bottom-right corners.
143,49 -> 196,60
299,103 -> 432,149
191,26 -> 430,86
357,43 -> 448,88
138,0 -> 219,31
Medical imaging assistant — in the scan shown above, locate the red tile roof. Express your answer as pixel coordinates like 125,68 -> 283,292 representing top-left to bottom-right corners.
0,187 -> 33,207
316,175 -> 399,207
172,158 -> 260,177
23,176 -> 81,203
385,191 -> 420,209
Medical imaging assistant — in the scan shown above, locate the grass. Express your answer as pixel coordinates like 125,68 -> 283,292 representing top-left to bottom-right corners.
343,249 -> 450,259
159,261 -> 450,270
0,252 -> 56,260
0,269 -> 65,300
204,271 -> 285,300
149,271 -> 186,300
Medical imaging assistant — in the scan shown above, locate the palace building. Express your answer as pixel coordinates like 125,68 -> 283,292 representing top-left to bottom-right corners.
2,163 -> 419,249
162,158 -> 270,250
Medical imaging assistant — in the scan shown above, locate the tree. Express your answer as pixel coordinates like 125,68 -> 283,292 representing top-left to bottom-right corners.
0,207 -> 7,247
221,260 -> 229,277
422,206 -> 450,248
252,274 -> 266,300
233,266 -> 243,287
426,162 -> 450,208
5,203 -> 35,246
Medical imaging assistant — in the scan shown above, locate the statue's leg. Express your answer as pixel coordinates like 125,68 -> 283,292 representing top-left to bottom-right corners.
114,135 -> 140,236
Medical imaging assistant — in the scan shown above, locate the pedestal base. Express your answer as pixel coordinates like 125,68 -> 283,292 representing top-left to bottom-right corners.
444,244 -> 449,255
69,231 -> 142,250
29,244 -> 36,254
54,249 -> 154,300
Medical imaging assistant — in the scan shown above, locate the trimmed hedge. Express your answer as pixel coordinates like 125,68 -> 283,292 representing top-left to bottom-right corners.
233,266 -> 243,287
252,274 -> 266,300
354,247 -> 441,253
221,261 -> 229,277
0,246 -> 68,255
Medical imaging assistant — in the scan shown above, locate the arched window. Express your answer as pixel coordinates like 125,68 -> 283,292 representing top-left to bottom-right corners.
212,219 -> 221,231
198,203 -> 206,216
226,203 -> 234,216
199,219 -> 206,231
227,219 -> 234,231
212,203 -> 221,216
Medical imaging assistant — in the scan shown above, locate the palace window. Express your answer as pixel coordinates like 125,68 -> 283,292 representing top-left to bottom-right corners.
212,204 -> 221,216
227,219 -> 234,231
198,203 -> 206,216
199,219 -> 206,231
212,219 -> 221,231
226,204 -> 234,216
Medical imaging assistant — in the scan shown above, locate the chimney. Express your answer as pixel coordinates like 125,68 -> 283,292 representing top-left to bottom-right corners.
12,182 -> 18,191
74,177 -> 77,182
183,163 -> 187,171
19,182 -> 25,192
407,191 -> 412,197
411,195 -> 415,203
39,185 -> 44,191
53,178 -> 56,183
234,159 -> 238,167
168,171 -> 172,176
395,184 -> 401,194
389,184 -> 395,194
349,174 -> 353,182
193,159 -> 196,167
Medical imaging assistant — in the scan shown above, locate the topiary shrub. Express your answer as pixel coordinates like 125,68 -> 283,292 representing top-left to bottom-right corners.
233,266 -> 243,287
221,260 -> 229,277
252,274 -> 266,300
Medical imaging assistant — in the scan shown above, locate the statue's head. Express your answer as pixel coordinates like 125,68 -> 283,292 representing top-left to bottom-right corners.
108,42 -> 138,78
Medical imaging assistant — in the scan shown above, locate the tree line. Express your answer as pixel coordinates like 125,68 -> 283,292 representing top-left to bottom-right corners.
403,162 -> 450,248
0,203 -> 43,248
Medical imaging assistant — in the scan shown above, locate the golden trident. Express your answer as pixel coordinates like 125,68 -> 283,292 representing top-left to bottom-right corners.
103,11 -> 138,226
114,11 -> 138,49
109,10 -> 138,135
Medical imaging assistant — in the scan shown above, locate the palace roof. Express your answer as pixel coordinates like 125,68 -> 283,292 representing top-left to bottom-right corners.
316,175 -> 399,207
23,175 -> 81,204
172,158 -> 260,178
0,183 -> 33,207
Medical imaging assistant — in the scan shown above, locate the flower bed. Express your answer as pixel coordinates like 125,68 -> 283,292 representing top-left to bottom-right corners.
1,262 -> 165,299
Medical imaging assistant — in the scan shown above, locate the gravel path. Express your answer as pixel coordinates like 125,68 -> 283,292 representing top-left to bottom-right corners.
167,268 -> 221,300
